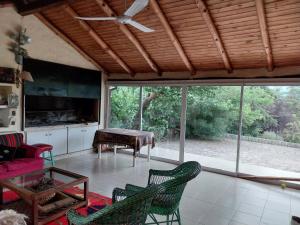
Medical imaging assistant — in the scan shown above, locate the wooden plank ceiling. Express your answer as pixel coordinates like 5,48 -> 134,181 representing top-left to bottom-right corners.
31,0 -> 300,77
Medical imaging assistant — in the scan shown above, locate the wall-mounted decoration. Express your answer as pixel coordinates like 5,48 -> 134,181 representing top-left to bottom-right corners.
7,27 -> 34,88
8,27 -> 31,65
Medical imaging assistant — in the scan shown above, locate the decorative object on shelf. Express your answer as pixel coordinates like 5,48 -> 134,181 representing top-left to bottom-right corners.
8,27 -> 31,65
0,94 -> 6,105
0,67 -> 15,84
7,93 -> 19,108
0,209 -> 28,225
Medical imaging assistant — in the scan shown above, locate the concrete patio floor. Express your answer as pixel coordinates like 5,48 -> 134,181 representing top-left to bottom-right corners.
136,138 -> 300,178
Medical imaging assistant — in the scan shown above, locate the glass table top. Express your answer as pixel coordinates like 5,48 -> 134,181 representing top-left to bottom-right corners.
3,167 -> 86,194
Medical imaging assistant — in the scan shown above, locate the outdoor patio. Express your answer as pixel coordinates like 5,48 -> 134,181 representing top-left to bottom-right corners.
137,138 -> 300,178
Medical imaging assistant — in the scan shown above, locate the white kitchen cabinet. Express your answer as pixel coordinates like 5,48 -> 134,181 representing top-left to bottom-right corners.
68,127 -> 84,153
26,128 -> 68,156
83,125 -> 98,150
26,130 -> 48,145
26,124 -> 98,156
48,129 -> 68,156
68,125 -> 98,153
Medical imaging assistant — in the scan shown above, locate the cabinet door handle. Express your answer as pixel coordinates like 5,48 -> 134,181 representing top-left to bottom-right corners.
49,133 -> 52,136
45,134 -> 48,136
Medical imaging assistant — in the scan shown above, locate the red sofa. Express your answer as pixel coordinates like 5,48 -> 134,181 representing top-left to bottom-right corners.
0,133 -> 46,180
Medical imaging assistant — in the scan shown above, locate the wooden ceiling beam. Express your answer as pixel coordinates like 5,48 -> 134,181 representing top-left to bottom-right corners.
35,12 -> 107,74
15,0 -> 74,16
0,1 -> 14,8
255,0 -> 273,71
150,0 -> 195,74
64,5 -> 134,75
95,0 -> 160,74
109,65 -> 300,80
195,0 -> 232,72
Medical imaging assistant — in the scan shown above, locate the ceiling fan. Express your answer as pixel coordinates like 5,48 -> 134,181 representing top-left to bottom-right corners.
75,0 -> 154,33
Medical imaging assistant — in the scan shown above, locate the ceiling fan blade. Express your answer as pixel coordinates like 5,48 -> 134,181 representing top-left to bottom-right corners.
126,19 -> 154,32
124,0 -> 149,17
75,16 -> 117,21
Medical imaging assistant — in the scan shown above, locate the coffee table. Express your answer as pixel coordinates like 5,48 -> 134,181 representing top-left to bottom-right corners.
0,167 -> 88,225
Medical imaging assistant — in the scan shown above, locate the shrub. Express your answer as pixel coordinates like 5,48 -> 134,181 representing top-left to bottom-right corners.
261,131 -> 283,141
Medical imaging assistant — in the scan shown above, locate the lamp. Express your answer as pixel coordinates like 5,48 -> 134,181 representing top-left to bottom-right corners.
20,70 -> 34,82
15,70 -> 34,88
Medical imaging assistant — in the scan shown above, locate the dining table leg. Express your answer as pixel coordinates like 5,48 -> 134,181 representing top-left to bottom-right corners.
98,144 -> 102,159
133,149 -> 136,167
114,145 -> 117,155
147,144 -> 151,162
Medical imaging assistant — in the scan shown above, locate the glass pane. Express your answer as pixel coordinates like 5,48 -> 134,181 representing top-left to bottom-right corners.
109,86 -> 140,129
7,168 -> 80,191
239,86 -> 300,177
141,86 -> 182,161
184,86 -> 241,172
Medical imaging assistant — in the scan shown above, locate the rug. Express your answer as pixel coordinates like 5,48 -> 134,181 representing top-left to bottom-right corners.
2,187 -> 112,225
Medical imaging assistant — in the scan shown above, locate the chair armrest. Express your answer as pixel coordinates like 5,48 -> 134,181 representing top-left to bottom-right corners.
20,144 -> 49,159
125,184 -> 145,193
112,187 -> 128,203
112,185 -> 145,203
149,168 -> 175,177
67,206 -> 113,225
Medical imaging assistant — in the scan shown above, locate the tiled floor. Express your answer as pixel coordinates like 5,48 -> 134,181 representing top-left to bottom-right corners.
56,151 -> 300,225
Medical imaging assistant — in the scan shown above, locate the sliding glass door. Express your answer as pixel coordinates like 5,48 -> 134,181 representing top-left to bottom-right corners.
107,83 -> 300,180
140,86 -> 181,161
184,86 -> 241,172
239,86 -> 300,177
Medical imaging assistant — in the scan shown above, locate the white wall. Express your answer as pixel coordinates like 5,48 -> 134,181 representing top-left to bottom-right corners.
0,7 -> 97,70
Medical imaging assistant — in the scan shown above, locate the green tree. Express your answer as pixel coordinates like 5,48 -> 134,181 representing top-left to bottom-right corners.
242,87 -> 276,137
110,85 -> 279,141
110,87 -> 140,129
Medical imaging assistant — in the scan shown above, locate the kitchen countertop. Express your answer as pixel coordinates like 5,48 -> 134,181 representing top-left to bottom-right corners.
24,122 -> 99,131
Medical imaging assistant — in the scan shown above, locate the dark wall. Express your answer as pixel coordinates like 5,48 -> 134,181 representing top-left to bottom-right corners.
23,58 -> 101,99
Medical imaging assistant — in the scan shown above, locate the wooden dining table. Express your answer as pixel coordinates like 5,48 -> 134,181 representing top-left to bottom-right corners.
93,128 -> 155,167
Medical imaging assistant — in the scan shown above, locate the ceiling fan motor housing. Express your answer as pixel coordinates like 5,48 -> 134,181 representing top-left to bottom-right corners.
118,16 -> 132,24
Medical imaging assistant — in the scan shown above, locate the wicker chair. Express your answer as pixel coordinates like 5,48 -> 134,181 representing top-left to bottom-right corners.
66,184 -> 163,225
113,161 -> 201,225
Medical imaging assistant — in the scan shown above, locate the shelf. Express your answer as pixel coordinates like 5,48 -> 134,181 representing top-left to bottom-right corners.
0,105 -> 8,109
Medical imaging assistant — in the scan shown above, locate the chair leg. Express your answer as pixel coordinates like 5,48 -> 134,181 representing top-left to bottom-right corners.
170,213 -> 175,225
148,213 -> 159,225
49,151 -> 55,166
176,209 -> 181,225
147,212 -> 180,225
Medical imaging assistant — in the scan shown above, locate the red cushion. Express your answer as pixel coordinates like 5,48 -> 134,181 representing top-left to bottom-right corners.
4,158 -> 43,172
0,164 -> 8,174
0,133 -> 24,148
31,144 -> 53,151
